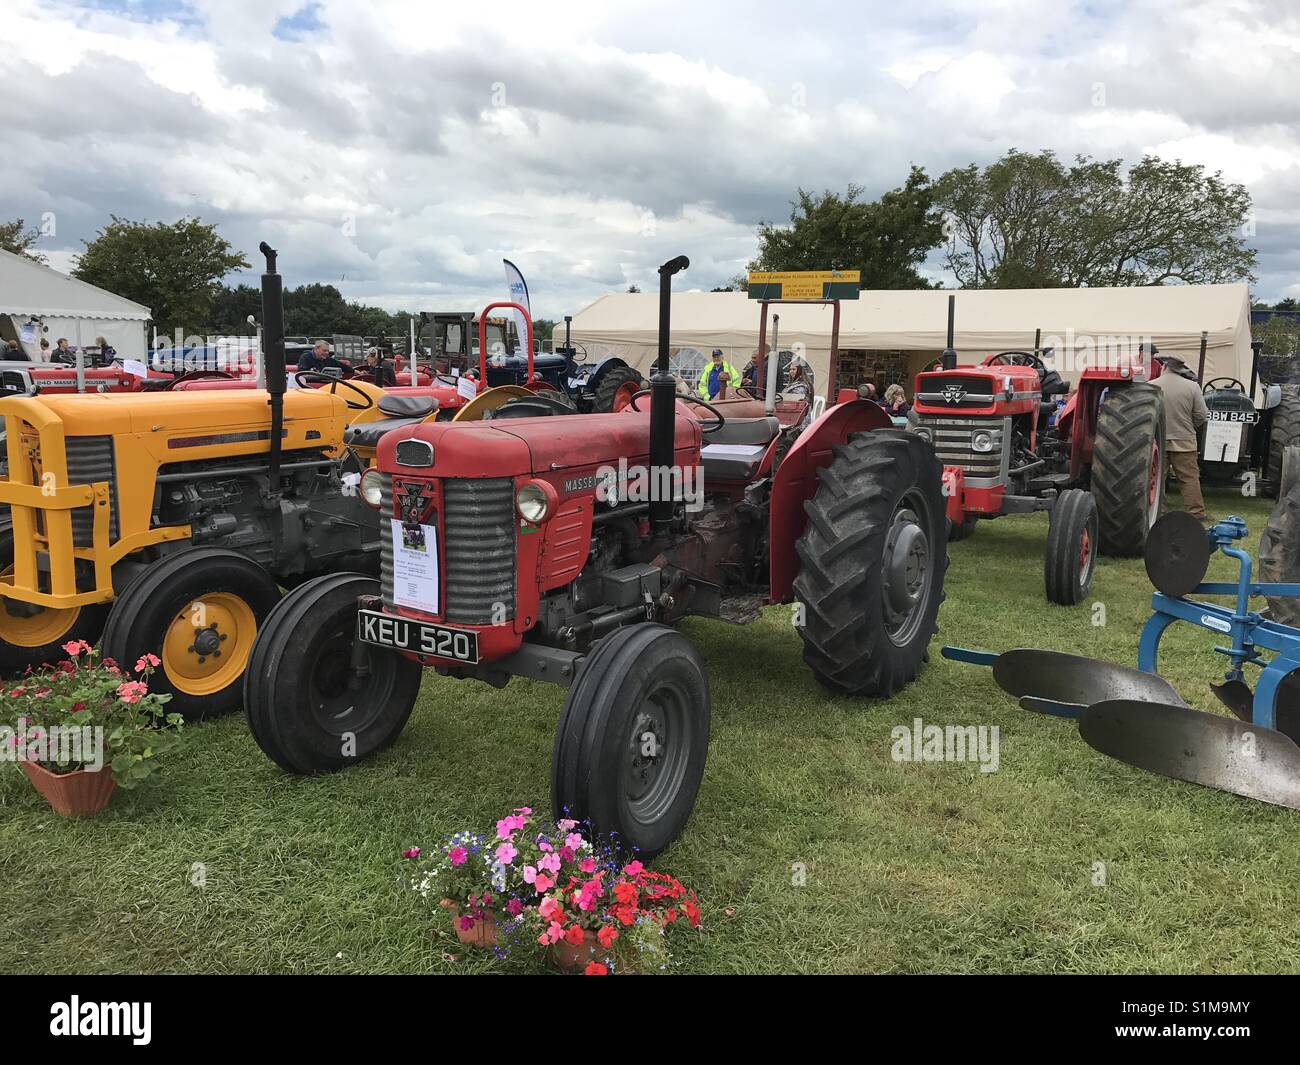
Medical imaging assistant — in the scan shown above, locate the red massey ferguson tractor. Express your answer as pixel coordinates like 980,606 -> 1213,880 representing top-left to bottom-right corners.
912,297 -> 1164,606
243,256 -> 948,855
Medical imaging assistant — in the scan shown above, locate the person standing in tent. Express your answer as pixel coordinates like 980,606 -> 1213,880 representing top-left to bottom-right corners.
698,348 -> 742,401
1151,347 -> 1209,521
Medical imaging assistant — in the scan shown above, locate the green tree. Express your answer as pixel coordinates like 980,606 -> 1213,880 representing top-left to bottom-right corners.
934,150 -> 1257,288
208,283 -> 262,335
748,167 -> 943,289
0,217 -> 46,264
72,216 -> 249,335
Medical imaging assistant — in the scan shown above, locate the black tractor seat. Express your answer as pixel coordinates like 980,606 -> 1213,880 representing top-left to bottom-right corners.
377,393 -> 439,418
700,415 -> 781,482
345,412 -> 435,449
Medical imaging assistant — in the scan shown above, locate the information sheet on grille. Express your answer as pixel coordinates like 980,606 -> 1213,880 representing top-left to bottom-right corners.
391,519 -> 440,614
1203,418 -> 1242,464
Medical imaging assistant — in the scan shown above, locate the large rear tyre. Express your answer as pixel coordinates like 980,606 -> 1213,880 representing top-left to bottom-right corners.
102,548 -> 281,720
0,518 -> 109,676
1260,445 -> 1300,627
1044,489 -> 1098,606
592,365 -> 646,413
1264,387 -> 1300,496
1091,382 -> 1165,557
793,429 -> 947,696
551,624 -> 709,858
244,573 -> 422,774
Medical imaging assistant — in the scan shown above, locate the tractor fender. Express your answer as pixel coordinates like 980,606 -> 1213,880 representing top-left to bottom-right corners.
768,398 -> 892,603
579,356 -> 633,392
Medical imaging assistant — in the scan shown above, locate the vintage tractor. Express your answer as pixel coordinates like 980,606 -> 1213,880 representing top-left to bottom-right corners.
242,255 -> 948,855
0,245 -> 450,717
421,309 -> 645,413
1198,375 -> 1300,496
912,297 -> 1165,606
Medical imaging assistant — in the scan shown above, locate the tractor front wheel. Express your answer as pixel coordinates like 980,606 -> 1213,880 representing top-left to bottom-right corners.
102,548 -> 281,720
948,516 -> 977,542
551,624 -> 709,858
1044,489 -> 1098,606
0,519 -> 109,676
793,430 -> 947,696
592,366 -> 646,413
244,573 -> 421,773
1090,382 -> 1165,556
1264,386 -> 1300,496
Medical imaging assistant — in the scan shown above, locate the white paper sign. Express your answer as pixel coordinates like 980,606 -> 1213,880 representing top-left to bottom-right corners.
457,376 -> 477,401
123,359 -> 148,378
391,519 -> 439,614
1203,419 -> 1241,464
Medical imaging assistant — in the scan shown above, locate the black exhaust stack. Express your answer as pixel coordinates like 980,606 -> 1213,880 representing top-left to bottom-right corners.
259,242 -> 286,498
649,254 -> 690,531
941,294 -> 957,370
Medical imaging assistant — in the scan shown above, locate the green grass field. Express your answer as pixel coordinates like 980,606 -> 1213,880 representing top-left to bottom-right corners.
3,486 -> 1299,974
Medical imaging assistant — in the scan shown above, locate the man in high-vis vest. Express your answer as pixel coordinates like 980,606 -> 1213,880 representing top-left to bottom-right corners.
698,348 -> 742,401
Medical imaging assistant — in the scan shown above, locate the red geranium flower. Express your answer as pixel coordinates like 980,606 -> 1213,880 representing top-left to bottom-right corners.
597,925 -> 618,948
564,924 -> 586,946
584,962 -> 608,976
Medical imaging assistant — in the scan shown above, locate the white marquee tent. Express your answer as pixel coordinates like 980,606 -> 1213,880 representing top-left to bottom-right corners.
561,283 -> 1255,400
0,248 -> 151,361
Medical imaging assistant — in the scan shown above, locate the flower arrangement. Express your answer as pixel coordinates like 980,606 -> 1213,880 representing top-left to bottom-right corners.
404,806 -> 701,973
1,642 -> 183,795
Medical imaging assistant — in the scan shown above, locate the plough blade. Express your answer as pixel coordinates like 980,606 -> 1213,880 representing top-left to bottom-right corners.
1079,700 -> 1300,810
990,649 -> 1186,709
1210,679 -> 1254,722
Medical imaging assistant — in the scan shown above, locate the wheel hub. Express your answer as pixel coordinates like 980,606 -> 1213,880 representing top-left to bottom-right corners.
882,499 -> 933,647
626,710 -> 663,800
162,593 -> 256,696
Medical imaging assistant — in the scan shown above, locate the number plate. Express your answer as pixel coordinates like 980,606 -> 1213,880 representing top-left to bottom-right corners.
1208,410 -> 1258,423
356,608 -> 479,663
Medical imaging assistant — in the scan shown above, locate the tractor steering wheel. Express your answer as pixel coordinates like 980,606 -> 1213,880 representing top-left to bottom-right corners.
987,350 -> 1048,374
293,370 -> 375,410
628,390 -> 727,434
1203,377 -> 1247,395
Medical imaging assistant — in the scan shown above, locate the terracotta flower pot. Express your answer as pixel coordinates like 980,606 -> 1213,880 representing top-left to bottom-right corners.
441,901 -> 498,949
20,761 -> 116,817
551,929 -> 606,972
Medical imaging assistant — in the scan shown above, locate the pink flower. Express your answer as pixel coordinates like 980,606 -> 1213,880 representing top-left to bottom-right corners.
522,865 -> 537,884
134,653 -> 161,673
505,898 -> 524,917
513,807 -> 532,815
402,847 -> 420,859
459,915 -> 477,931
62,640 -> 91,656
448,846 -> 468,867
538,852 -> 561,874
115,680 -> 148,704
579,857 -> 597,874
623,860 -> 644,876
537,840 -> 553,852
495,842 -> 517,865
539,897 -> 563,921
565,832 -> 584,850
559,846 -> 576,862
495,814 -> 525,839
534,873 -> 555,893
557,818 -> 578,832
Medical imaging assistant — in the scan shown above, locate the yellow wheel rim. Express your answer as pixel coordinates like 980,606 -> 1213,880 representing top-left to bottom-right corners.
0,565 -> 82,648
161,592 -> 257,696
452,385 -> 534,421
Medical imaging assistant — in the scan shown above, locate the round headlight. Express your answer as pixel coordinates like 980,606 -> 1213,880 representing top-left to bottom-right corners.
516,481 -> 550,523
360,468 -> 385,508
971,430 -> 994,453
914,426 -> 933,442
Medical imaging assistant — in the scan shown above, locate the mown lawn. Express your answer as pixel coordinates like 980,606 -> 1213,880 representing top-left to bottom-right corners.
3,486 -> 1298,974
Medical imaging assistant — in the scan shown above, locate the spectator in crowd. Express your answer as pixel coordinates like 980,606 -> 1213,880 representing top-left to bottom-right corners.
297,341 -> 340,374
95,335 -> 119,365
1151,347 -> 1209,521
4,339 -> 21,359
365,347 -> 397,386
53,338 -> 77,364
698,348 -> 742,401
882,383 -> 911,416
784,355 -> 815,398
38,338 -> 50,359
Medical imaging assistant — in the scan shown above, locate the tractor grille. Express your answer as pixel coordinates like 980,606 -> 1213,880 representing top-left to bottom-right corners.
65,435 -> 119,547
917,415 -> 1005,480
378,475 -> 516,623
379,472 -> 395,604
443,478 -> 515,624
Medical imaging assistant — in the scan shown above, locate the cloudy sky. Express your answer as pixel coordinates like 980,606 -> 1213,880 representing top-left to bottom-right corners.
2,0 -> 1298,318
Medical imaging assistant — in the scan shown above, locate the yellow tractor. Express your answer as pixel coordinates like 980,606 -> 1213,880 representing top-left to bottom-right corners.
0,246 -> 531,718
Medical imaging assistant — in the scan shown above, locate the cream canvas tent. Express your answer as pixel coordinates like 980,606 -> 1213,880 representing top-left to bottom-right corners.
0,248 -> 151,361
561,283 -> 1255,400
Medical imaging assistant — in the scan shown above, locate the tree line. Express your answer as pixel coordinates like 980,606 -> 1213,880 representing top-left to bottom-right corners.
0,148 -> 1263,342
